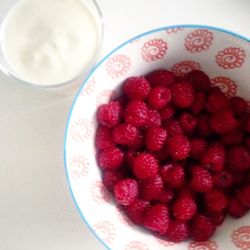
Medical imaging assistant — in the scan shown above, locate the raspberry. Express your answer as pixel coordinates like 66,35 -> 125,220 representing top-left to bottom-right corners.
158,189 -> 175,203
114,178 -> 139,205
204,189 -> 228,213
146,126 -> 167,151
128,132 -> 144,150
172,196 -> 197,222
123,76 -> 151,100
113,123 -> 139,145
201,142 -> 225,172
97,147 -> 124,170
190,215 -> 216,241
171,81 -> 194,108
124,100 -> 149,127
227,146 -> 250,171
230,96 -> 247,115
95,126 -> 115,150
146,69 -> 175,87
205,211 -> 225,226
125,199 -> 150,225
133,153 -> 159,180
238,185 -> 250,208
221,130 -> 243,146
179,112 -> 197,134
190,166 -> 213,193
167,134 -> 190,160
190,138 -> 207,159
187,70 -> 211,92
210,110 -> 238,134
160,105 -> 175,120
245,137 -> 250,152
206,88 -> 230,113
165,120 -> 183,136
152,144 -> 170,163
191,92 -> 206,115
147,109 -> 161,127
160,163 -> 185,189
239,114 -> 250,132
144,204 -> 169,235
228,197 -> 248,218
97,101 -> 121,128
166,221 -> 189,242
198,114 -> 213,137
147,86 -> 171,109
102,170 -> 123,192
213,170 -> 233,189
140,175 -> 164,201
125,149 -> 139,168
232,172 -> 247,186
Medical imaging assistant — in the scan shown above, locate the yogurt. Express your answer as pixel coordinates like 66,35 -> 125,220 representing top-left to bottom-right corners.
0,0 -> 101,86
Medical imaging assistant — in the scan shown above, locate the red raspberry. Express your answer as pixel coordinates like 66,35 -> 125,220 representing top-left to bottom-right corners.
128,132 -> 143,150
124,100 -> 149,127
112,124 -> 139,145
228,197 -> 248,218
190,215 -> 216,241
165,120 -> 183,136
160,163 -> 185,189
230,96 -> 247,115
204,189 -> 228,213
114,178 -> 139,205
147,109 -> 161,127
97,101 -> 121,128
133,153 -> 159,180
191,92 -> 206,115
206,88 -> 230,113
179,112 -> 197,134
178,187 -> 196,200
205,211 -> 226,226
146,69 -> 175,87
123,76 -> 151,100
166,221 -> 189,242
187,70 -> 211,92
146,126 -> 167,151
190,138 -> 207,159
197,114 -> 213,137
221,130 -> 243,146
167,134 -> 190,160
144,204 -> 169,235
95,126 -> 115,150
140,175 -> 164,201
232,172 -> 248,186
227,146 -> 250,171
102,170 -> 123,192
210,110 -> 238,134
190,166 -> 213,193
171,81 -> 194,108
172,196 -> 197,222
97,147 -> 124,170
158,189 -> 175,203
160,105 -> 175,120
125,199 -> 150,225
201,142 -> 225,172
238,185 -> 250,208
147,86 -> 171,109
213,170 -> 233,189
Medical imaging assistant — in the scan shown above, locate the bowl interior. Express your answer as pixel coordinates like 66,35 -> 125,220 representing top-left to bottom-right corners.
65,25 -> 250,250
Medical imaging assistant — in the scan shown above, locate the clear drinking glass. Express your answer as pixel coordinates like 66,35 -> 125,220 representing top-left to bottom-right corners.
0,0 -> 103,91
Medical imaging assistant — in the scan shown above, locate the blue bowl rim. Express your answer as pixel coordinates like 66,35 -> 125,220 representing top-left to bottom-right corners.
64,24 -> 250,250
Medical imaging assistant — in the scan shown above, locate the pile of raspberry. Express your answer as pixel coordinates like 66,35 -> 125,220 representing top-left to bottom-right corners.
95,69 -> 250,242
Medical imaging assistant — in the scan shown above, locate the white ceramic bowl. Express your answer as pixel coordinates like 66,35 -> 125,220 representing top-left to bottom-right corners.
64,25 -> 250,250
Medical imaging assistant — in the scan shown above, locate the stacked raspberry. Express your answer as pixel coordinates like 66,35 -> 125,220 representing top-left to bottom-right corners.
95,69 -> 250,242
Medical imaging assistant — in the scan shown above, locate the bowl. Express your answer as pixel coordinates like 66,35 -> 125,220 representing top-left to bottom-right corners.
64,25 -> 250,250
0,0 -> 103,89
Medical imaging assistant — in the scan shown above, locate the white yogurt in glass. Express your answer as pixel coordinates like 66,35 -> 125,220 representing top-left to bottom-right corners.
0,0 -> 101,86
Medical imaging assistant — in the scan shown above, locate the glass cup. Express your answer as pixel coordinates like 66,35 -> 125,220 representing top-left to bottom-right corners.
0,0 -> 103,93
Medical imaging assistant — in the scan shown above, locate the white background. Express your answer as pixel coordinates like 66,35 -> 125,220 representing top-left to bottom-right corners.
0,0 -> 250,249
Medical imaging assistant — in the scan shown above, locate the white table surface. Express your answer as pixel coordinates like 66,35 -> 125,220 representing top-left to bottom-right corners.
0,0 -> 250,249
